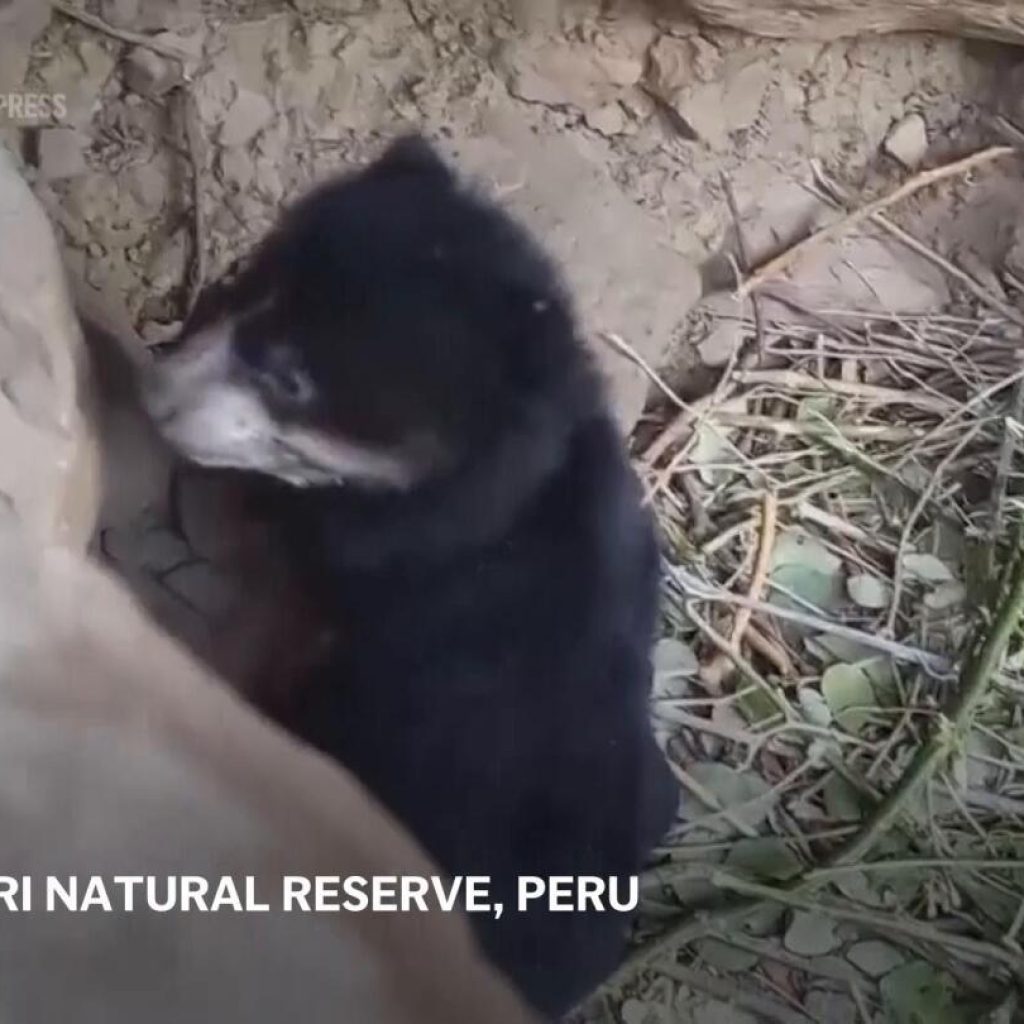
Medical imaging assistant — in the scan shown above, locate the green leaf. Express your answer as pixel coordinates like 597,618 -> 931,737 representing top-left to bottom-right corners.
797,395 -> 841,420
691,422 -> 735,486
821,662 -> 877,734
823,774 -> 863,822
847,573 -> 891,609
691,999 -> 759,1024
832,868 -> 883,907
805,632 -> 878,666
694,938 -> 759,972
923,581 -> 966,612
741,902 -> 786,937
654,637 -> 699,676
771,530 -> 845,616
622,999 -> 673,1024
736,687 -> 782,727
859,657 -> 899,705
784,910 -> 839,956
724,837 -> 802,881
798,686 -> 832,727
653,638 -> 699,698
805,989 -> 858,1024
879,962 -> 964,1024
682,763 -> 772,834
901,552 -> 955,584
848,940 -> 906,978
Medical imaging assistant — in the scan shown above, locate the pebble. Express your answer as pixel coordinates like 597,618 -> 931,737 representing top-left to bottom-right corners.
123,47 -> 183,99
883,112 -> 928,169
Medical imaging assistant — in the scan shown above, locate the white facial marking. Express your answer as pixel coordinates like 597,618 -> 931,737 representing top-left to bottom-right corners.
143,320 -> 419,489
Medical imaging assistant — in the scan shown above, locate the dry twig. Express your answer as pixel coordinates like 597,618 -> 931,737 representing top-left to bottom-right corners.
738,147 -> 1015,298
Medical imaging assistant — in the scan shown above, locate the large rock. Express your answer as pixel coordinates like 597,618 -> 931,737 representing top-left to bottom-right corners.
0,143 -> 535,1023
0,145 -> 101,551
444,104 -> 702,430
675,0 -> 1024,44
0,539 -> 538,1024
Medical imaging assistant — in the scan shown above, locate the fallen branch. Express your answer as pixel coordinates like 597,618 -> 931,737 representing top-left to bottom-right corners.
732,369 -> 958,415
738,146 -> 1016,299
701,491 -> 778,690
835,524 -> 1024,869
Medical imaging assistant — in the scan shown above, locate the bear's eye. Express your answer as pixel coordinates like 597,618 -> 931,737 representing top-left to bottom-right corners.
258,364 -> 315,407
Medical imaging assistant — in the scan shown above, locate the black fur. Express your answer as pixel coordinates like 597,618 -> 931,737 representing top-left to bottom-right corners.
178,137 -> 677,1016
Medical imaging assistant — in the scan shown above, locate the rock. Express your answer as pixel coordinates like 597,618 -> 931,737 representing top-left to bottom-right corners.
145,229 -> 188,294
774,233 -> 950,317
883,112 -> 928,168
0,148 -> 101,552
668,0 -> 1024,45
585,102 -> 628,136
697,322 -> 743,366
37,128 -> 90,180
0,548 -> 537,1024
647,34 -> 723,96
445,104 -> 702,430
219,89 -> 276,147
123,46 -> 183,98
496,38 -> 644,112
646,49 -> 771,148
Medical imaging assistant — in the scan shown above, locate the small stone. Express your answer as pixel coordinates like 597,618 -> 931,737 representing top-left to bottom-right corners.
37,128 -> 89,180
145,230 -> 187,293
585,102 -> 627,137
883,113 -> 928,169
690,34 -> 723,83
220,89 -> 275,147
698,320 -> 744,367
123,46 -> 182,98
646,35 -> 693,96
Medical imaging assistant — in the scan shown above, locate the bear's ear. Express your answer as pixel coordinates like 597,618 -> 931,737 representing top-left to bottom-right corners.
372,135 -> 453,183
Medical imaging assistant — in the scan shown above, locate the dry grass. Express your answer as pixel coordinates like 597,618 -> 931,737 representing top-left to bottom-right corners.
587,302 -> 1024,1023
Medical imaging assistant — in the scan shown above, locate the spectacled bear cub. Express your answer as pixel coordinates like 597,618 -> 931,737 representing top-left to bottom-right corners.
143,136 -> 677,1017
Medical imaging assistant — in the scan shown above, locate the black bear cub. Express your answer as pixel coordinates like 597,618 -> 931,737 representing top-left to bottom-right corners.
143,136 -> 677,1016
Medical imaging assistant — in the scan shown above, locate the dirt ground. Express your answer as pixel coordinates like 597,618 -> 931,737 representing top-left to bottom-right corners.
3,1 -> 1024,1020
